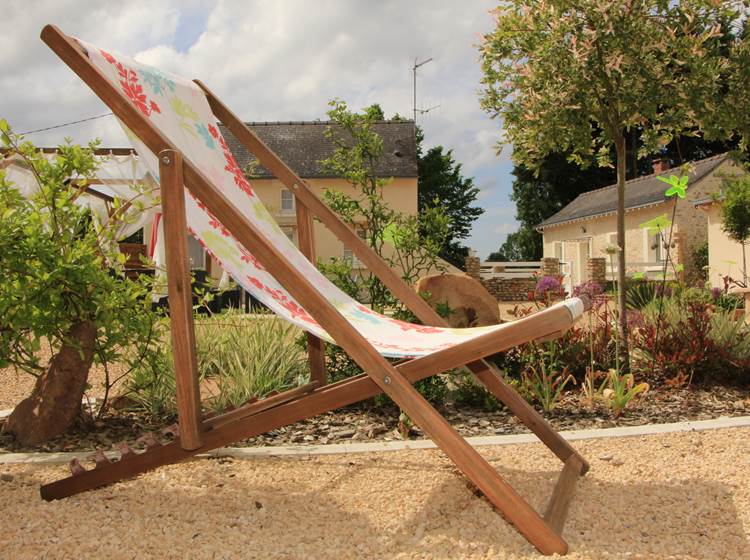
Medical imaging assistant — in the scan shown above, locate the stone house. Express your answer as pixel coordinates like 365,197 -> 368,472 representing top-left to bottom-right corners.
536,154 -> 742,290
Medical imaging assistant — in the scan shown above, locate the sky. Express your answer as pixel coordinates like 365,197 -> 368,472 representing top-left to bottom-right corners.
0,0 -> 516,259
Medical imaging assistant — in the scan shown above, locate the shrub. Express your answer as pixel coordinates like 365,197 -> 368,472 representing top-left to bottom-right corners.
125,313 -> 309,418
631,296 -> 750,384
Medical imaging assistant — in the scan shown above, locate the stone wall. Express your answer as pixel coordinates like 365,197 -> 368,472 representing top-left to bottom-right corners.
482,277 -> 537,301
587,257 -> 606,285
465,256 -> 554,301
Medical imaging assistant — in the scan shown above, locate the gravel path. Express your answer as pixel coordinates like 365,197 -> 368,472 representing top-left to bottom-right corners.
0,345 -> 124,410
1,427 -> 748,559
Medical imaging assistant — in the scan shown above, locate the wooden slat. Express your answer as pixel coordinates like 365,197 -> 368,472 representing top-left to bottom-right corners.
159,149 -> 203,450
204,382 -> 318,429
295,200 -> 327,385
544,455 -> 585,535
197,81 -> 588,472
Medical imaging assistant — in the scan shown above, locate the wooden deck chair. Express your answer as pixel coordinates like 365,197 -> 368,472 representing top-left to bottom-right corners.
39,25 -> 591,555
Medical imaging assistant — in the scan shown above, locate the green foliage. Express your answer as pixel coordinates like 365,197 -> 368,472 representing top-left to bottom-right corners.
125,314 -> 309,418
521,359 -> 575,414
319,99 -> 450,311
720,174 -> 750,283
658,174 -> 689,199
417,128 -> 484,268
602,370 -> 649,417
479,0 -> 747,368
691,241 -> 709,282
495,226 -> 542,261
0,126 -> 159,405
453,377 -> 501,412
479,1 -> 742,170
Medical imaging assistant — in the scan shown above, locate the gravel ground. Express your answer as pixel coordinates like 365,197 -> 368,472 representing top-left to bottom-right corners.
0,344 -> 124,410
1,427 -> 748,559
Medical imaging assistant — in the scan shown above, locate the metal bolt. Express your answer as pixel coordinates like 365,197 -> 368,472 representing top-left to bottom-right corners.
383,376 -> 391,385
161,155 -> 171,165
292,183 -> 299,189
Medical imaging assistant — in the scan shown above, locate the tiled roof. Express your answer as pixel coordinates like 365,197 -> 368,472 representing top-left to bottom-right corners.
537,153 -> 727,229
220,120 -> 418,179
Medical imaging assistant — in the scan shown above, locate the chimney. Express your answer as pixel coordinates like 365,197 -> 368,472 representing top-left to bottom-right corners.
652,157 -> 670,174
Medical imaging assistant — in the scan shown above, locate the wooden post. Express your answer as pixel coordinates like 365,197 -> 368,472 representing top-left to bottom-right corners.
295,192 -> 327,385
159,149 -> 203,451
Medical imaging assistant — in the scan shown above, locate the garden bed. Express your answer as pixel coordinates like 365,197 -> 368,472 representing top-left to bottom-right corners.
2,383 -> 747,453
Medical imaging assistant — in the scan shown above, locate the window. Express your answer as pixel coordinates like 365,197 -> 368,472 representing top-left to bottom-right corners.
649,232 -> 665,263
342,227 -> 366,267
280,189 -> 295,214
281,226 -> 297,245
187,235 -> 205,269
553,242 -> 562,261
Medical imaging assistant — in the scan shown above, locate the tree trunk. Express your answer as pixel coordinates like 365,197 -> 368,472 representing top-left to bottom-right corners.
5,321 -> 96,446
615,136 -> 630,371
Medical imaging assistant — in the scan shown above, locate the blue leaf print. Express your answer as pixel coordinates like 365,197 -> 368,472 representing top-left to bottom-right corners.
195,123 -> 216,149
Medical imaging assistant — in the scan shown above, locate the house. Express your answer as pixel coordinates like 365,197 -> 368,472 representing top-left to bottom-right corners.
536,153 -> 742,290
694,194 -> 749,289
134,120 -> 420,282
203,120 -> 418,282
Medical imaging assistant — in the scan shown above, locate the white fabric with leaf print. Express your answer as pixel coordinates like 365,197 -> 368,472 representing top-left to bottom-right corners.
82,39 -> 582,358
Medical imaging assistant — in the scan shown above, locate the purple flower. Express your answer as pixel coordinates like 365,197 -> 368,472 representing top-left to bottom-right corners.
535,275 -> 561,295
572,280 -> 604,299
711,287 -> 722,301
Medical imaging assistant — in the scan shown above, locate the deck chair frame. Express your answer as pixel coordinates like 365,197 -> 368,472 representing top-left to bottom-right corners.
39,25 -> 589,556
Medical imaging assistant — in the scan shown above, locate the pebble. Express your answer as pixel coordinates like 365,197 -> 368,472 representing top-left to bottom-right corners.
0,473 -> 13,482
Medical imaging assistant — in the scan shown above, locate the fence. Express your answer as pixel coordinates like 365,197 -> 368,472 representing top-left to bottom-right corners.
478,261 -> 542,280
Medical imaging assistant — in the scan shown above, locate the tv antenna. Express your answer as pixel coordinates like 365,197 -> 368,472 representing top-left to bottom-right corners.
413,57 -> 439,123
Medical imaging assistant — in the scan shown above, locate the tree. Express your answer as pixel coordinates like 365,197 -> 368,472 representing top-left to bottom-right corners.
479,0 -> 744,370
417,128 -> 484,268
0,124 -> 159,445
720,175 -> 750,285
319,99 -> 450,311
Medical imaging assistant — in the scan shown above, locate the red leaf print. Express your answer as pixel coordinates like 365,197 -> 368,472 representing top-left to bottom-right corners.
239,246 -> 265,270
219,136 -> 254,197
100,52 -> 160,118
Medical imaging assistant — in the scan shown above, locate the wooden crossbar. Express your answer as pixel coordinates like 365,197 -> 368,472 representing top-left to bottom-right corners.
39,24 -> 590,555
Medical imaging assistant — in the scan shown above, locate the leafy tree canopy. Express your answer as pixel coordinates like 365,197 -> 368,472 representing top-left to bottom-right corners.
416,128 -> 484,268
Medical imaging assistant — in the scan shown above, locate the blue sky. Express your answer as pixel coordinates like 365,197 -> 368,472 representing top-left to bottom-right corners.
1,1 -> 517,259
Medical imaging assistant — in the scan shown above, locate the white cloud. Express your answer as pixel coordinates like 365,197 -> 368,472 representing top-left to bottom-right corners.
2,0 -> 517,252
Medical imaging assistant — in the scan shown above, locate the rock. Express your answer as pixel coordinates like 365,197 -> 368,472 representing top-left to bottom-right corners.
0,473 -> 13,483
328,429 -> 356,440
415,273 -> 501,327
599,454 -> 614,461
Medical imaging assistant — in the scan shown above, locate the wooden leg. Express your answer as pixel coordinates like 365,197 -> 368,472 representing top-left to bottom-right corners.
467,360 -> 590,473
295,197 -> 327,385
159,149 -> 203,451
544,455 -> 586,535
369,362 -> 568,556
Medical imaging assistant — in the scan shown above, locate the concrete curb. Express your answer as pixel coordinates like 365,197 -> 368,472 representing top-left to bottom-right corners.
1,415 -> 749,465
